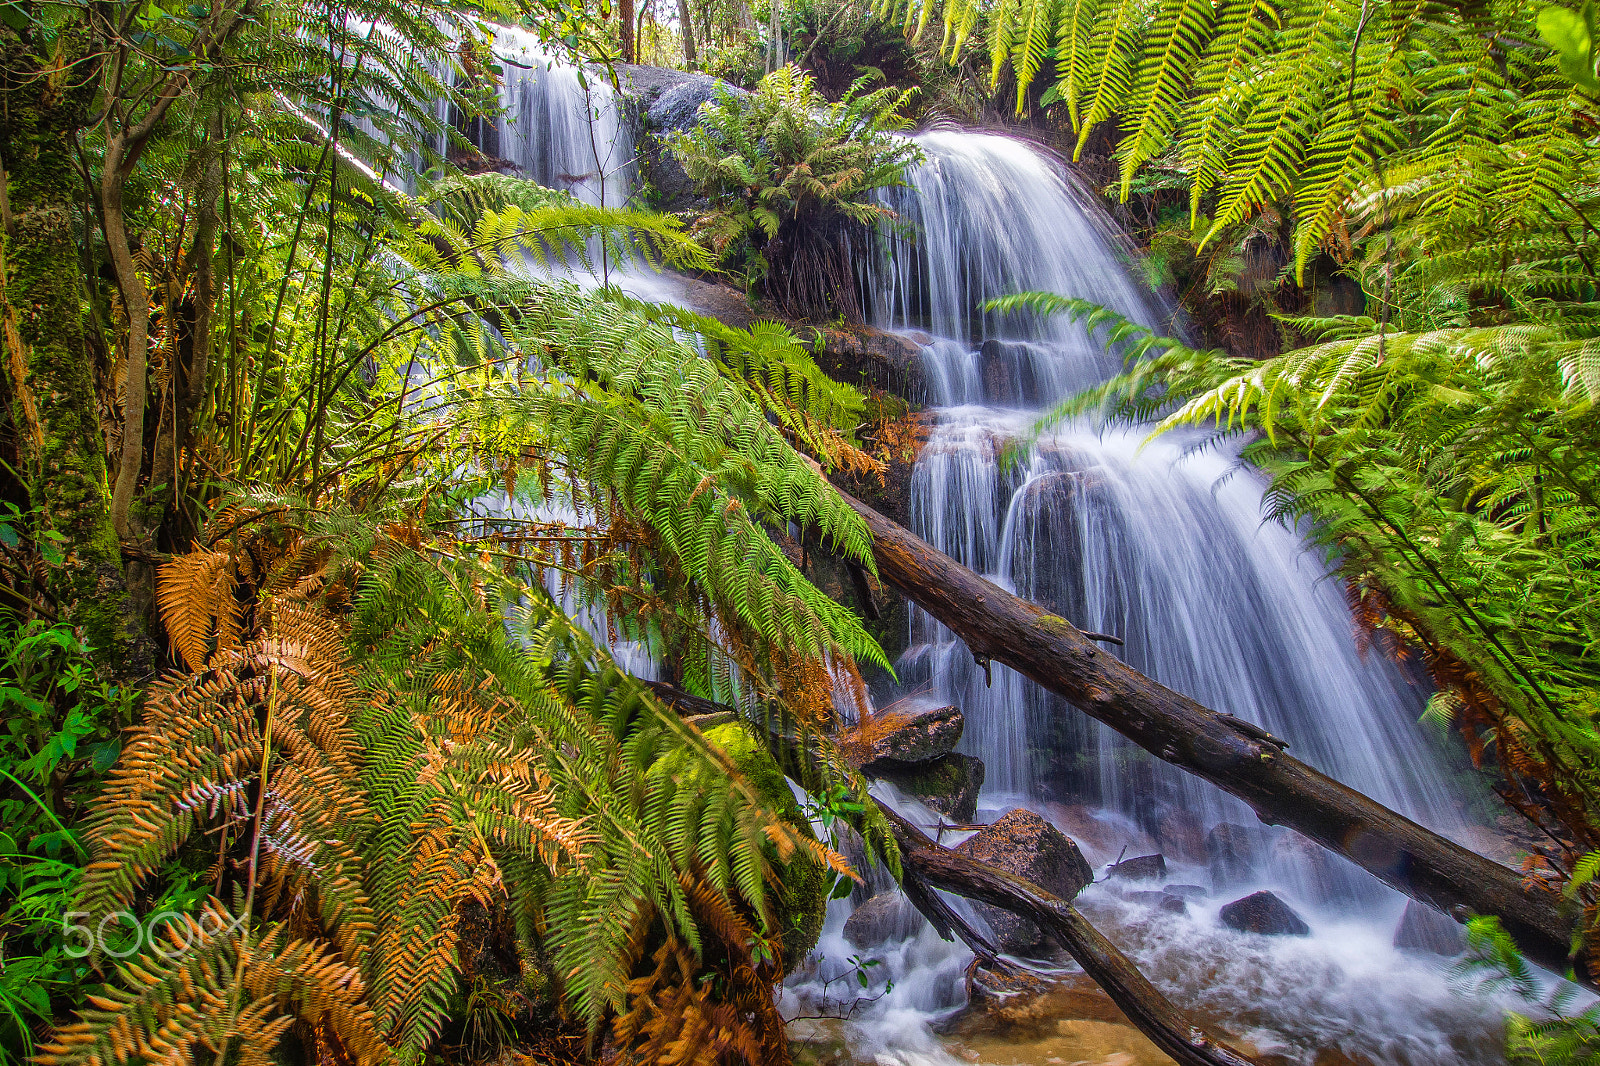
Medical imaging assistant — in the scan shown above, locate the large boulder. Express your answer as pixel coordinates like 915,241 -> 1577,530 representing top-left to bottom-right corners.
613,64 -> 747,209
954,809 -> 1095,953
869,752 -> 984,823
1393,901 -> 1467,956
840,703 -> 964,768
843,891 -> 926,949
1207,822 -> 1261,891
1219,891 -> 1310,937
699,724 -> 829,971
810,324 -> 929,401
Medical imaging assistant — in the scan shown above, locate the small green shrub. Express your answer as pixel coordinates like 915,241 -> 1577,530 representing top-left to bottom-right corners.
0,613 -> 134,1064
669,65 -> 922,321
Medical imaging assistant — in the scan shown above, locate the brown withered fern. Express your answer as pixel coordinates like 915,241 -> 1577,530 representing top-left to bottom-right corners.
612,877 -> 791,1066
43,509 -> 888,1066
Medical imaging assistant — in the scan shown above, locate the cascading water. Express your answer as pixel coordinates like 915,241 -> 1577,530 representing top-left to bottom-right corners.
462,52 -> 1512,1058
789,128 -> 1513,1065
492,27 -> 635,208
871,129 -> 1465,854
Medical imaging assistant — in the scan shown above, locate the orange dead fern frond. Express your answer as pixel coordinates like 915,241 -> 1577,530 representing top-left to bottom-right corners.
614,939 -> 771,1066
37,902 -> 386,1066
158,545 -> 241,670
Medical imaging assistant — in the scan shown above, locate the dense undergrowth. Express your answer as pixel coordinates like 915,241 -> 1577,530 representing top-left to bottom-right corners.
0,0 -> 912,1061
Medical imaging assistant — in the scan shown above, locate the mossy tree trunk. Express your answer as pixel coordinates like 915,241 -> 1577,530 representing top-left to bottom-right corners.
0,22 -> 143,668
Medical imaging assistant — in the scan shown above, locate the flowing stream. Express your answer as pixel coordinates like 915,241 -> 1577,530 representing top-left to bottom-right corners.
473,46 -> 1514,1065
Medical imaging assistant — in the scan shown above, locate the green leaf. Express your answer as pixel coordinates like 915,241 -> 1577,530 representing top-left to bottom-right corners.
1539,3 -> 1600,91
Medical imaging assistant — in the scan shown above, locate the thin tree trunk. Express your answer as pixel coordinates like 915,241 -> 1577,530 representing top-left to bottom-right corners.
767,0 -> 782,71
103,137 -> 149,541
678,0 -> 698,65
98,1 -> 245,540
149,115 -> 222,542
619,0 -> 637,62
837,488 -> 1583,980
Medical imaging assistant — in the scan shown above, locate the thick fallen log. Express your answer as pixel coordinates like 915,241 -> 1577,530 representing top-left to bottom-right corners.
882,803 -> 1259,1066
839,489 -> 1580,979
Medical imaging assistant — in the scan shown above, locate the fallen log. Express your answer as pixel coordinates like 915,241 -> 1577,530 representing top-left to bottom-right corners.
642,682 -> 1262,1066
881,803 -> 1259,1066
839,489 -> 1581,979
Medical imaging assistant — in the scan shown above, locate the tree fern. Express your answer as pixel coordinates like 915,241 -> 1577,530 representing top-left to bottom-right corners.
48,505 -> 887,1063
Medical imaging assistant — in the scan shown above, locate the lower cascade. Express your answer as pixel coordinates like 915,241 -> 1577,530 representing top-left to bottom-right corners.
493,49 -> 1518,1066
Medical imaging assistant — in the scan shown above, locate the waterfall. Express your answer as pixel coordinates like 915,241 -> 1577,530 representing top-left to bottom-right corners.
866,130 -> 1467,895
783,126 -> 1516,1066
492,27 -> 636,207
457,58 -> 1503,1056
866,131 -> 1165,403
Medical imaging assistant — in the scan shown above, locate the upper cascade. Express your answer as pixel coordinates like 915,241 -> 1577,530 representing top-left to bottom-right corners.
491,26 -> 636,208
865,131 -> 1165,404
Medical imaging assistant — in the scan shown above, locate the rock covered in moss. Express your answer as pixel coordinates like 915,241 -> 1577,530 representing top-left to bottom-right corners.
700,723 -> 829,972
869,752 -> 984,823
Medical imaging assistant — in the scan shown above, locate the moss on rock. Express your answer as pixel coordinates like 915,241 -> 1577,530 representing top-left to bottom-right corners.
702,723 -> 829,973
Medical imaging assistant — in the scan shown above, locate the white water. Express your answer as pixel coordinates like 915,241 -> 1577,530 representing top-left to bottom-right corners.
788,128 -> 1506,1065
465,59 -> 1511,1062
493,27 -> 636,208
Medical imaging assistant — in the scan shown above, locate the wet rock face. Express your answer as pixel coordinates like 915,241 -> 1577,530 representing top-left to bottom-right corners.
612,64 -> 746,210
1269,830 -> 1342,905
1220,891 -> 1311,936
1207,822 -> 1261,891
977,340 -> 1042,406
1127,890 -> 1187,915
954,809 -> 1095,953
1155,809 -> 1207,865
810,324 -> 929,402
1107,853 -> 1167,882
869,753 -> 985,823
1164,883 -> 1207,901
843,891 -> 926,949
840,704 -> 964,768
1393,901 -> 1467,956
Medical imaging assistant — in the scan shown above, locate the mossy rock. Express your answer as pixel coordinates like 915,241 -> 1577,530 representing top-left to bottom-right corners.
867,752 -> 984,823
701,723 -> 829,973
